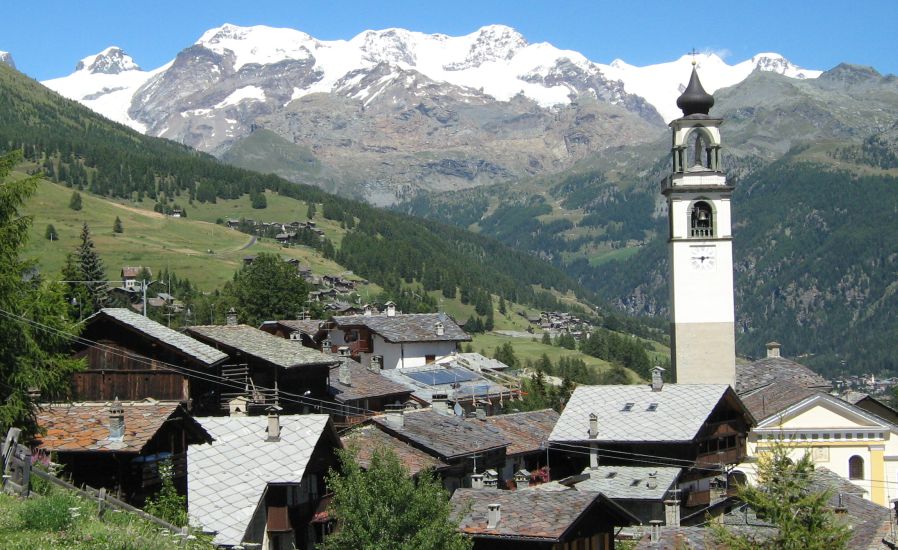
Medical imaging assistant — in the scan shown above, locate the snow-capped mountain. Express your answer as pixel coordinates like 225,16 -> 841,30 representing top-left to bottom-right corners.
602,52 -> 823,122
0,51 -> 14,69
38,24 -> 823,202
43,47 -> 161,130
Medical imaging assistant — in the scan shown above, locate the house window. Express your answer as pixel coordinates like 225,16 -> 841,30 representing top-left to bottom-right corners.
425,355 -> 436,364
848,455 -> 864,480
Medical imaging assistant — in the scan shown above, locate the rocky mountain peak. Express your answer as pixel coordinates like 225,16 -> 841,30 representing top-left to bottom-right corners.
75,47 -> 140,74
445,24 -> 528,71
356,28 -> 418,66
0,51 -> 15,70
817,63 -> 884,85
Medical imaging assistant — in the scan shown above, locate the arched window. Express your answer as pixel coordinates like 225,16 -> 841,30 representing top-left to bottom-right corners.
849,455 -> 864,480
690,201 -> 714,238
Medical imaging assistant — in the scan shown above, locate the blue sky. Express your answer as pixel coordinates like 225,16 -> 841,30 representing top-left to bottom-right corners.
3,0 -> 897,80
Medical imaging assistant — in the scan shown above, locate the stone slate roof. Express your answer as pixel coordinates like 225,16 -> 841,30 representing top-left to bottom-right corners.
549,384 -> 734,443
451,488 -> 638,541
740,380 -> 819,421
811,468 -> 893,550
736,356 -> 831,395
329,359 -> 413,403
188,414 -> 335,546
342,425 -> 448,476
372,409 -> 509,461
567,466 -> 683,500
265,319 -> 324,335
476,409 -> 558,456
332,312 -> 471,343
186,325 -> 339,369
36,401 -> 209,453
87,308 -> 228,366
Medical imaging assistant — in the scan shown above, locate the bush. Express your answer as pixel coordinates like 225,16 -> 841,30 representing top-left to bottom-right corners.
144,459 -> 187,527
17,490 -> 82,531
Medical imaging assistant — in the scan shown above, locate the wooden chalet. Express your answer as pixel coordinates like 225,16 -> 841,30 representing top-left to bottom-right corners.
72,308 -> 228,409
327,358 -> 413,428
549,368 -> 754,511
259,319 -> 324,348
35,400 -> 211,505
185,322 -> 340,414
451,489 -> 638,550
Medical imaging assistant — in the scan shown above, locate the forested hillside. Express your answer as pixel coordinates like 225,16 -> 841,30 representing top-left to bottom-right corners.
0,62 -> 634,327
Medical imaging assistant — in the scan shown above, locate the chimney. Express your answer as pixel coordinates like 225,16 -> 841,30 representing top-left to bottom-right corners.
664,498 -> 681,527
766,341 -> 782,358
484,469 -> 499,489
338,361 -> 352,386
228,396 -> 248,416
834,493 -> 847,515
651,366 -> 665,392
108,398 -> 125,441
337,345 -> 350,357
226,307 -> 238,326
385,301 -> 396,317
514,469 -> 530,489
649,520 -> 663,543
588,412 -> 598,469
475,402 -> 487,420
384,404 -> 405,429
432,393 -> 450,415
471,473 -> 484,489
266,406 -> 282,442
487,503 -> 501,529
435,321 -> 445,337
647,471 -> 658,490
371,355 -> 383,370
321,338 -> 332,353
363,304 -> 373,316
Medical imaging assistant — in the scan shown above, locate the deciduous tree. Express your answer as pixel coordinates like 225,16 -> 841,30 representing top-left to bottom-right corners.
324,446 -> 471,550
223,252 -> 308,326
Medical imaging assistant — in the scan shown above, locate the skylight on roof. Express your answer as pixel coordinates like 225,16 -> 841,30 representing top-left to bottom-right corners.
630,479 -> 642,487
621,402 -> 635,412
606,472 -> 617,478
647,403 -> 659,412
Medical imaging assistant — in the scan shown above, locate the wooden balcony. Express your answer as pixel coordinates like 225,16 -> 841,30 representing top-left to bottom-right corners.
685,489 -> 710,507
696,447 -> 743,466
347,340 -> 371,355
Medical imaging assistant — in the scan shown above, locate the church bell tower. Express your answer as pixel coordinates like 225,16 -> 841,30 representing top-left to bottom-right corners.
665,64 -> 736,386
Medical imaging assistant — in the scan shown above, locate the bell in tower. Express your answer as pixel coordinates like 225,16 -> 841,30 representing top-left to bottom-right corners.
663,63 -> 736,387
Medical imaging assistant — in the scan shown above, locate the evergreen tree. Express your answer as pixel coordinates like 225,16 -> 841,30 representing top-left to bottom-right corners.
493,341 -> 519,368
250,191 -> 267,209
306,201 -> 316,219
113,216 -> 123,233
76,223 -> 109,312
498,296 -> 507,315
541,331 -> 552,345
324,446 -> 471,550
44,224 -> 58,241
0,150 -> 83,437
68,190 -> 82,211
223,252 -> 308,326
711,441 -> 850,549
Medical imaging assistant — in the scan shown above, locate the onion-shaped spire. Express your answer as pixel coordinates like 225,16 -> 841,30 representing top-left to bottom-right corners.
676,65 -> 714,116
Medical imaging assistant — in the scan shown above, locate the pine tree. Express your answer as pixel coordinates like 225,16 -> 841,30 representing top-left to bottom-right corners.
711,441 -> 851,549
306,201 -> 316,219
76,223 -> 108,312
44,224 -> 58,241
0,150 -> 83,437
113,216 -> 123,233
68,190 -> 82,210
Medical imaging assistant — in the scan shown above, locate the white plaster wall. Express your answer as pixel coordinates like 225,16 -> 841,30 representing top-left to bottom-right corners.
670,240 -> 735,324
371,335 -> 458,370
669,194 -> 732,239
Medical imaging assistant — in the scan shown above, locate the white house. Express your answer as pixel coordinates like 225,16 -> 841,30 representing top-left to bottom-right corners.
322,306 -> 470,370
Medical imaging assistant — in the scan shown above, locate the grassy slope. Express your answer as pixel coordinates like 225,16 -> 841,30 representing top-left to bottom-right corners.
21,177 -> 363,291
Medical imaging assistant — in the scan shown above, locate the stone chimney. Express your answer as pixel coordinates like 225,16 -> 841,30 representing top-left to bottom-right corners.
385,301 -> 396,317
514,469 -> 530,489
484,469 -> 499,489
363,304 -> 373,316
108,398 -> 125,441
471,473 -> 484,489
664,497 -> 681,527
588,412 -> 598,469
649,520 -> 663,543
487,503 -> 501,529
432,393 -> 451,415
651,366 -> 665,392
647,471 -> 658,490
337,345 -> 350,357
338,361 -> 352,386
228,396 -> 248,416
435,321 -> 445,337
226,307 -> 238,326
321,338 -> 332,353
766,341 -> 782,358
266,406 -> 282,442
475,402 -> 487,420
385,404 -> 405,430
371,355 -> 383,370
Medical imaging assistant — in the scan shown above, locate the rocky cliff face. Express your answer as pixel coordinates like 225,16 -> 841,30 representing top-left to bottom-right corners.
0,51 -> 15,70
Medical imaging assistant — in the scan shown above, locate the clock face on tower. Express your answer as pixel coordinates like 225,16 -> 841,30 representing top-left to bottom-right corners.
690,246 -> 716,271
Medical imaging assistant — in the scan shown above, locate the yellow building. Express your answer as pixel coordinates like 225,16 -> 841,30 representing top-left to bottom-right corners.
742,392 -> 897,506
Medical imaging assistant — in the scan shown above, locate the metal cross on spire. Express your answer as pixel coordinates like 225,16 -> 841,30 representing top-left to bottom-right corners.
688,48 -> 700,66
